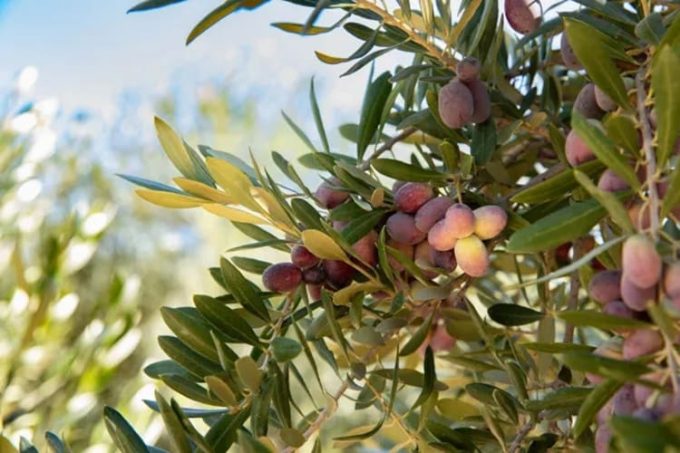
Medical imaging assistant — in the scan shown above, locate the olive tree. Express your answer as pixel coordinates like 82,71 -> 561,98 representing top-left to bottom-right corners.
106,0 -> 680,451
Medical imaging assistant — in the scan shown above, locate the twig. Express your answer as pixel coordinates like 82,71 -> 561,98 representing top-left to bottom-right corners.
282,379 -> 349,453
636,69 -> 660,240
665,338 -> 680,394
513,255 -> 531,307
281,347 -> 379,453
563,238 -> 584,343
508,419 -> 536,453
261,294 -> 297,370
563,272 -> 581,343
501,138 -> 535,166
505,61 -> 548,79
364,376 -> 423,448
352,0 -> 457,71
359,126 -> 418,170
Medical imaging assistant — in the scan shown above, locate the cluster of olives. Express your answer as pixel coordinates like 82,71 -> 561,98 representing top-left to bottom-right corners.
262,183 -> 384,300
386,182 -> 507,278
439,0 -> 540,129
563,77 -> 680,170
260,178 -> 356,296
564,82 -> 626,167
560,46 -> 648,174
592,349 -> 680,453
438,57 -> 491,129
588,235 -> 673,352
261,178 -> 508,299
627,180 -> 680,230
586,234 -> 680,449
261,243 -> 357,301
561,78 -> 680,229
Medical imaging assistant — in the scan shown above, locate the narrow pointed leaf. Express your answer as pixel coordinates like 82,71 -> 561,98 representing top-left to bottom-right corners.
471,119 -> 497,165
652,45 -> 680,166
571,112 -> 639,190
604,114 -> 639,156
487,304 -> 544,326
271,337 -> 303,362
493,389 -> 519,424
561,351 -> 650,380
206,408 -> 252,453
187,0 -> 270,45
573,170 -> 633,232
400,312 -> 433,356
174,177 -> 232,203
372,158 -> 446,182
135,189 -> 207,209
272,22 -> 333,35
161,375 -> 221,405
564,18 -> 629,109
301,229 -> 348,261
154,392 -> 192,453
610,416 -> 680,451
158,336 -> 223,378
309,78 -> 330,153
220,258 -> 270,321
662,162 -> 680,218
154,117 -> 199,179
507,199 -> 606,253
557,310 -> 650,330
357,72 -> 392,159
525,387 -> 592,412
572,379 -> 622,438
507,235 -> 625,289
282,110 -> 318,152
161,307 -> 219,361
103,407 -> 150,453
44,433 -> 70,453
128,0 -> 187,12
193,295 -> 261,346
143,400 -> 227,418
511,160 -> 605,204
412,346 -> 435,408
635,12 -> 664,44
118,174 -> 185,194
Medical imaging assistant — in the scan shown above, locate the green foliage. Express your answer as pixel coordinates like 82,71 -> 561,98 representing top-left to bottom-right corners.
0,71 -> 228,450
0,93 -> 146,449
116,1 -> 680,452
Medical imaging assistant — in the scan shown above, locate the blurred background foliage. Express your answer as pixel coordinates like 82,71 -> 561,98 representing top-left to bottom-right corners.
0,64 -> 314,451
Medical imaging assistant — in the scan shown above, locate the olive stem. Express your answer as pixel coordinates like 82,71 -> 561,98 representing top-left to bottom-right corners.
563,238 -> 584,343
664,335 -> 680,394
261,292 -> 298,370
363,377 -> 424,447
359,126 -> 418,170
636,69 -> 660,240
508,419 -> 536,453
280,346 -> 379,453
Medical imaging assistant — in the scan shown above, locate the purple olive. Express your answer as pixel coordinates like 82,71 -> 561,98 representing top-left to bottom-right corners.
263,263 -> 303,293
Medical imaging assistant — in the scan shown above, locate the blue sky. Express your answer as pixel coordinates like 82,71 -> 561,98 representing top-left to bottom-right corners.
0,0 -> 406,122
